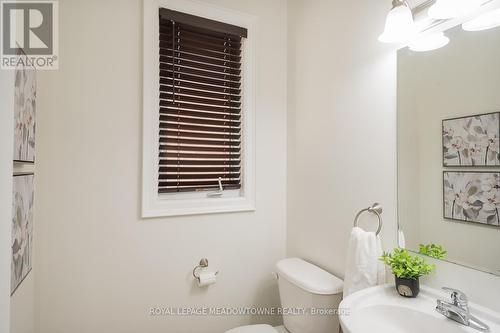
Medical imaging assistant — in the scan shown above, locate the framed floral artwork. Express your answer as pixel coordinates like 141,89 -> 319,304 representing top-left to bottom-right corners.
442,112 -> 500,167
11,173 -> 34,295
13,49 -> 37,163
443,171 -> 500,227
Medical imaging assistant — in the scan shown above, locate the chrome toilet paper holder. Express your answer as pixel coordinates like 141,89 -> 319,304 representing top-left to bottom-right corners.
192,258 -> 219,281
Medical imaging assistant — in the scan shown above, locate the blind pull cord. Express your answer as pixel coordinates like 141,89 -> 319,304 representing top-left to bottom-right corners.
207,177 -> 224,197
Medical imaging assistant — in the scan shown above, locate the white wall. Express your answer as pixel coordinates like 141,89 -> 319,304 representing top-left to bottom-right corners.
287,0 -> 398,278
10,261 -> 35,333
287,0 -> 500,314
0,69 -> 14,333
22,1 -> 500,331
34,1 -> 287,333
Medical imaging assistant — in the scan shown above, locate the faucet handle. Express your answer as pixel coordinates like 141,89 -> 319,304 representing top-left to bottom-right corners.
442,287 -> 469,309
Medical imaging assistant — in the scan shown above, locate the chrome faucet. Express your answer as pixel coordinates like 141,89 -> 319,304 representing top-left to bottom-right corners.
436,287 -> 490,332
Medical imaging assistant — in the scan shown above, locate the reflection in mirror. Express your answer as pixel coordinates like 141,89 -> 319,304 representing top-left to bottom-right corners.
397,24 -> 500,276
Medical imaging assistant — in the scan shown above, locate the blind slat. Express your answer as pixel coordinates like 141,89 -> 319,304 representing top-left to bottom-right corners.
160,70 -> 241,89
158,84 -> 241,101
159,173 -> 240,180
160,101 -> 240,114
160,138 -> 240,146
160,44 -> 241,63
160,123 -> 240,134
160,36 -> 242,56
159,184 -> 241,193
160,115 -> 240,127
161,56 -> 241,77
160,166 -> 239,171
159,48 -> 241,69
159,27 -> 242,48
166,87 -> 241,101
160,144 -> 240,153
160,92 -> 241,108
159,180 -> 241,187
160,108 -> 240,121
160,130 -> 240,140
159,159 -> 240,166
160,78 -> 241,95
159,152 -> 241,159
160,63 -> 241,83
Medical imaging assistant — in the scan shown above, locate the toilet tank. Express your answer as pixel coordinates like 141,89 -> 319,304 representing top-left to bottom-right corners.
276,258 -> 344,333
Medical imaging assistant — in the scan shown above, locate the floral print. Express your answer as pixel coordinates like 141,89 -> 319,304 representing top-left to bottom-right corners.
443,113 -> 500,166
13,59 -> 36,162
11,174 -> 34,295
444,172 -> 500,226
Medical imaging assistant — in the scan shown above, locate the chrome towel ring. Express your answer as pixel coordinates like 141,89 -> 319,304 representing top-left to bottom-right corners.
353,203 -> 383,236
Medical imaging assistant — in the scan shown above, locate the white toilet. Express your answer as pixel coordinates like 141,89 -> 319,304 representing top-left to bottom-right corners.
226,258 -> 344,333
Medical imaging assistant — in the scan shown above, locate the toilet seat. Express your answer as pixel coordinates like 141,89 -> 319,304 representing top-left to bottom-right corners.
225,324 -> 278,333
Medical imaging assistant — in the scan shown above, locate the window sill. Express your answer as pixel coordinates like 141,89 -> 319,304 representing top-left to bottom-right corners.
142,196 -> 256,218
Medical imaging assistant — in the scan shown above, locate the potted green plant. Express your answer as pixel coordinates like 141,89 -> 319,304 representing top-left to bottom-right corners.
380,248 -> 435,298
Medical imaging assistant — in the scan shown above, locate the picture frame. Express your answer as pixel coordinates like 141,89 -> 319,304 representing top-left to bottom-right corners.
13,48 -> 37,163
442,112 -> 500,167
443,171 -> 500,227
11,173 -> 35,295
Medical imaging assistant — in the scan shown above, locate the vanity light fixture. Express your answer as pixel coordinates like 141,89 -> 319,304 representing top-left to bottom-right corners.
462,8 -> 500,31
379,0 -> 418,43
408,31 -> 450,52
428,0 -> 481,20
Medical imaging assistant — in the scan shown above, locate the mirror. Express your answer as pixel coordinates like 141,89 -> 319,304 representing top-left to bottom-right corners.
397,24 -> 500,276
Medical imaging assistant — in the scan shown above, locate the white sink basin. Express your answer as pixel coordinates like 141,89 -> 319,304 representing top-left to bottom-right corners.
339,285 -> 500,333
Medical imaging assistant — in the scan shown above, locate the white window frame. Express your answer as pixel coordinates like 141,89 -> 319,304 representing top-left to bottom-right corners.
142,0 -> 256,217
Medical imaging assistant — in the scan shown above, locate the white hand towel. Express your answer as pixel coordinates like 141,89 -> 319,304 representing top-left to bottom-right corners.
343,227 -> 386,297
398,229 -> 406,249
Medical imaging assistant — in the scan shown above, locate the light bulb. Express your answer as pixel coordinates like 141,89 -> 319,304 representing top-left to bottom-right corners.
462,8 -> 500,31
408,32 -> 450,52
379,2 -> 418,43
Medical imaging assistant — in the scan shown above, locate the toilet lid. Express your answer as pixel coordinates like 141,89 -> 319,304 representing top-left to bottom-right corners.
225,324 -> 278,333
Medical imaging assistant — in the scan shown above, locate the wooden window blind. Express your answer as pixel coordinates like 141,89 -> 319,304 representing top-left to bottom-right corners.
158,9 -> 248,194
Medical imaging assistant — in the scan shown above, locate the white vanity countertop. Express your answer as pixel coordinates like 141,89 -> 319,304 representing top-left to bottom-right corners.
339,284 -> 500,333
